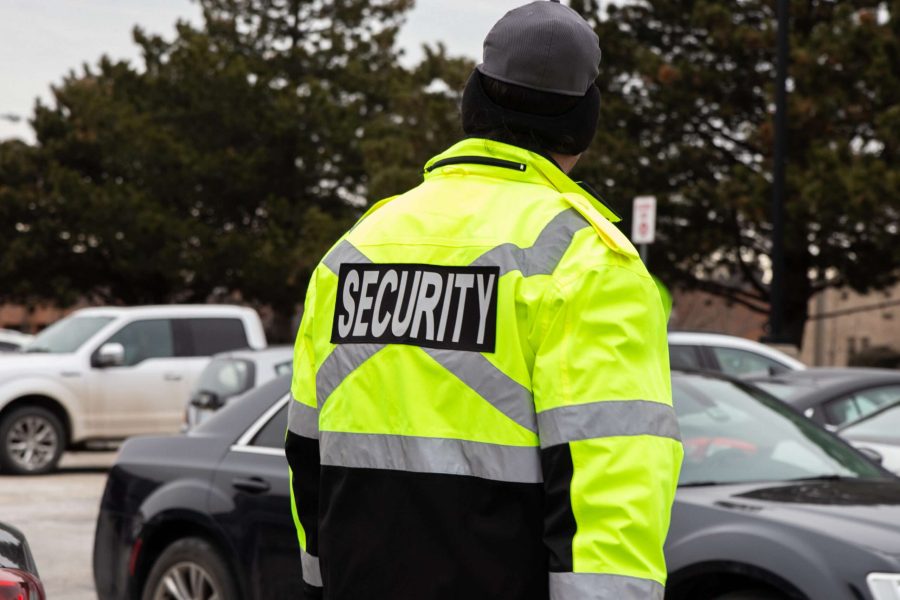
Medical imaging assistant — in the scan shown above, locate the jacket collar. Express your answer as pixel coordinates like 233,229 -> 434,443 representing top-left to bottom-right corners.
423,138 -> 621,223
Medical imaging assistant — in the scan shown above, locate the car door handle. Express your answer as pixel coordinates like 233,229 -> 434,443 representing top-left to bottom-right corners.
232,477 -> 271,494
163,372 -> 183,381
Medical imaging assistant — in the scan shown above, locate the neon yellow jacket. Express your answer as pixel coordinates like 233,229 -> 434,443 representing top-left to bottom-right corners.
286,138 -> 683,600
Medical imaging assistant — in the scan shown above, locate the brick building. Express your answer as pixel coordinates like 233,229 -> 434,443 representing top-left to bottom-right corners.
801,284 -> 900,367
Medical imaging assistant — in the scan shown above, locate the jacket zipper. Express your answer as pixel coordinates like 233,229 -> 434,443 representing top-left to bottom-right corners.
425,156 -> 527,173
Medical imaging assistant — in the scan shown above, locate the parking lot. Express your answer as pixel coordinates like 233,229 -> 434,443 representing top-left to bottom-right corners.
1,451 -> 118,600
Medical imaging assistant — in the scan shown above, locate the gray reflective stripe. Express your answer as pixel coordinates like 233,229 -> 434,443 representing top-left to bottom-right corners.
321,239 -> 371,274
300,550 -> 322,587
549,572 -> 663,600
316,343 -> 384,405
320,431 -> 542,484
538,400 -> 681,448
288,396 -> 319,440
423,348 -> 537,433
471,208 -> 588,276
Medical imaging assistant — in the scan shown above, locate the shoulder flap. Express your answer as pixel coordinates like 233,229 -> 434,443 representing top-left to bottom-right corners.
561,192 -> 639,258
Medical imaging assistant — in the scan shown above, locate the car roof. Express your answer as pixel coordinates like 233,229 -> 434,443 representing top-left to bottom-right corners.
211,346 -> 293,362
668,331 -> 806,369
73,304 -> 258,318
0,329 -> 32,342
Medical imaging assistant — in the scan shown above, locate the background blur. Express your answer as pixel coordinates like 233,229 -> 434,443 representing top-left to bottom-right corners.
2,0 -> 898,363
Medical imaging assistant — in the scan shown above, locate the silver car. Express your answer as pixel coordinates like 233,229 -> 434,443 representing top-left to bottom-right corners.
184,346 -> 292,429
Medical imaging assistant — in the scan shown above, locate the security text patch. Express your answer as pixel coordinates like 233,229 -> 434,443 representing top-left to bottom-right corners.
331,264 -> 499,352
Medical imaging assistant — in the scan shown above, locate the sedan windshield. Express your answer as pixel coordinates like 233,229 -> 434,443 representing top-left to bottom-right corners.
24,316 -> 114,354
675,376 -> 885,486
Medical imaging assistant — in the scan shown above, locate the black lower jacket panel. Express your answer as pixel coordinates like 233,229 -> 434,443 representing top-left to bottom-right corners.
318,465 -> 549,600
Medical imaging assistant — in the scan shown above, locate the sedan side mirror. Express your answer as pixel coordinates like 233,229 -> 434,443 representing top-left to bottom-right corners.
857,446 -> 884,465
93,343 -> 125,368
191,390 -> 223,410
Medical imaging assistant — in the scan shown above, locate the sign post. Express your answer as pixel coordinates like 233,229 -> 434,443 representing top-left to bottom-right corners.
631,195 -> 657,264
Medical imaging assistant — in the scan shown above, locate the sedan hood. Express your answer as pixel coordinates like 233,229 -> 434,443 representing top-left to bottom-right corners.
679,479 -> 900,555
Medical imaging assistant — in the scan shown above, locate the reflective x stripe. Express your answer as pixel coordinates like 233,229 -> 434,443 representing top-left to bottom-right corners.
288,396 -> 319,440
301,550 -> 322,587
314,208 -> 589,427
423,348 -> 536,433
322,239 -> 371,274
537,400 -> 681,448
320,431 -> 542,484
549,572 -> 663,600
471,208 -> 588,276
316,343 -> 384,405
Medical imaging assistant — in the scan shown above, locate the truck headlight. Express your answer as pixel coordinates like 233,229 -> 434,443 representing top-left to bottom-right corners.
869,573 -> 900,600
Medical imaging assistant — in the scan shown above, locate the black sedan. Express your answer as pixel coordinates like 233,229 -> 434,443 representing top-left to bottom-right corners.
94,373 -> 900,600
749,368 -> 900,430
1,521 -> 45,599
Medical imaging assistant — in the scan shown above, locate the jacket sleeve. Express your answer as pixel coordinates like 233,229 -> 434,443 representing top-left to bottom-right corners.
285,271 -> 323,599
531,262 -> 683,600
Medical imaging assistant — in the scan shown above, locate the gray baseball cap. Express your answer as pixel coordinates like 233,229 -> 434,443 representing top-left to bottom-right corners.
476,1 -> 601,97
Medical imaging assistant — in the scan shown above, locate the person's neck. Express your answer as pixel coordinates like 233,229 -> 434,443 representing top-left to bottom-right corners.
549,152 -> 580,174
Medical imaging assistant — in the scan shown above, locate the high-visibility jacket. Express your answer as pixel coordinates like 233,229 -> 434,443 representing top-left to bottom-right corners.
286,138 -> 683,600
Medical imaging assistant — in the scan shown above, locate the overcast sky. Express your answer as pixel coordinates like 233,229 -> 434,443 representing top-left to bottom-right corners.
0,0 -> 527,142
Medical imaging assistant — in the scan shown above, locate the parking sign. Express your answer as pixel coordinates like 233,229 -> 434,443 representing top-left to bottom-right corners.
632,196 -> 657,244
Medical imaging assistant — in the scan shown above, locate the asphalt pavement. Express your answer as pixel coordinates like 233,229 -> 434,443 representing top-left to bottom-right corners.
0,451 -> 118,600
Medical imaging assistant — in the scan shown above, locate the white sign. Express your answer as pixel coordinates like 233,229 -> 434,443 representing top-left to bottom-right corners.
631,195 -> 657,244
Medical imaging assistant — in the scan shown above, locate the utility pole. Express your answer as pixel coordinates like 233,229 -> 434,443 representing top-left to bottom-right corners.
769,0 -> 789,343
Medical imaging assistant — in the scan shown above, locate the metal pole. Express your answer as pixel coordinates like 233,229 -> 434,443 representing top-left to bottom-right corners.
769,0 -> 789,342
640,244 -> 649,265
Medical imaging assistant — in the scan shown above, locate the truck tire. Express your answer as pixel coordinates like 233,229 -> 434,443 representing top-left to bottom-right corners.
141,537 -> 239,600
0,405 -> 65,475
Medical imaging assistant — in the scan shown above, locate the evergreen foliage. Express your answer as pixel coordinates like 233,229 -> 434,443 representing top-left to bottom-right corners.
1,0 -> 897,345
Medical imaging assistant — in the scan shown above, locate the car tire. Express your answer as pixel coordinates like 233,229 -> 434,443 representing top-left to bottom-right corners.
0,405 -> 65,475
714,591 -> 787,600
141,537 -> 239,600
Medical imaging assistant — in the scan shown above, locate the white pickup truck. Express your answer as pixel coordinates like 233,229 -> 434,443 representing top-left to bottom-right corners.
0,305 -> 266,474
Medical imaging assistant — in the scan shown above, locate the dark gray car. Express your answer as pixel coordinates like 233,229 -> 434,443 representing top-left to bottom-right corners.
667,373 -> 900,600
747,368 -> 900,429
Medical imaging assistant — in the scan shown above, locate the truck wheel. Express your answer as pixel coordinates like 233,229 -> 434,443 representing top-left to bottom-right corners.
0,405 -> 65,475
141,537 -> 239,600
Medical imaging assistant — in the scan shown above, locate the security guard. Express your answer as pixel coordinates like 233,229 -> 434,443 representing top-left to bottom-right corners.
285,2 -> 683,599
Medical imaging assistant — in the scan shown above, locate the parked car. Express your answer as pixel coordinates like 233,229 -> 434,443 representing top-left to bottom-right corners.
94,372 -> 900,600
0,329 -> 32,353
748,368 -> 900,430
185,346 -> 292,429
840,403 -> 900,474
0,305 -> 266,474
669,332 -> 805,376
0,521 -> 46,599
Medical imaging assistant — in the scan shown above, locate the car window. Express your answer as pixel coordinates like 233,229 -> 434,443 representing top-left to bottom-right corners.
174,318 -> 249,357
103,319 -> 174,367
843,405 -> 900,438
274,360 -> 292,376
824,385 -> 900,427
710,346 -> 788,376
674,377 -> 884,486
193,358 -> 254,401
251,404 -> 289,448
0,341 -> 19,352
669,345 -> 703,371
